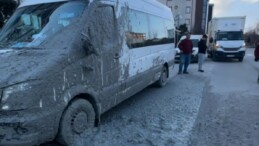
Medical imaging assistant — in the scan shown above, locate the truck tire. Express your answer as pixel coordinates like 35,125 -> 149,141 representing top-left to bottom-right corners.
57,99 -> 95,146
156,66 -> 168,87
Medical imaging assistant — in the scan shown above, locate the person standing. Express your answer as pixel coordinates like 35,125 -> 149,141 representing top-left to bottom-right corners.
198,34 -> 208,72
178,33 -> 193,74
254,41 -> 259,83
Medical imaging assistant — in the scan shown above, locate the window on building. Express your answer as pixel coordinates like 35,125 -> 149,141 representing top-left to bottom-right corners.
186,6 -> 191,14
185,19 -> 190,25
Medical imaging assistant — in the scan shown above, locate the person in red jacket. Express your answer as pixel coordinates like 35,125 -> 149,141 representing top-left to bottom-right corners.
178,33 -> 193,74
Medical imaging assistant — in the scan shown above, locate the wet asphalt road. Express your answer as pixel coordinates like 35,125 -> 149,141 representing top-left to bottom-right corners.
188,48 -> 259,146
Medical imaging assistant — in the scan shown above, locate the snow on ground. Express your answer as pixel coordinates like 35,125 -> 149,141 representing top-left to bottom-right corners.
70,65 -> 207,146
43,49 -> 259,146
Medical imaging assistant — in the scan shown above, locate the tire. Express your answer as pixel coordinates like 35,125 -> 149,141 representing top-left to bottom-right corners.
238,57 -> 243,62
156,66 -> 168,87
57,99 -> 95,146
207,53 -> 212,58
194,56 -> 199,63
212,53 -> 217,61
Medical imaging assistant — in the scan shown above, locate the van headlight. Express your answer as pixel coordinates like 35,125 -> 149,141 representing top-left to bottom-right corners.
1,82 -> 36,111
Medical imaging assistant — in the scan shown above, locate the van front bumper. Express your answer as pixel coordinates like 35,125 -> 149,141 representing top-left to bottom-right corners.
0,107 -> 62,146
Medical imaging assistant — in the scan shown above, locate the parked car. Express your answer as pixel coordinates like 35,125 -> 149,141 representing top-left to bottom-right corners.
175,35 -> 202,63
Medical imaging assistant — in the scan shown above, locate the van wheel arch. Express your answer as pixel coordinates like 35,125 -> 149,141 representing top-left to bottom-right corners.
155,63 -> 169,87
56,94 -> 100,145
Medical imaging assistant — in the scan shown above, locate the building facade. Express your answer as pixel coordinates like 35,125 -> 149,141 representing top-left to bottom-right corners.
193,0 -> 210,34
158,0 -> 210,34
207,4 -> 214,33
157,0 -> 196,32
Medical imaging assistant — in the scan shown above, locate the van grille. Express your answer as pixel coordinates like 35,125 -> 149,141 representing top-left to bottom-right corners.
223,47 -> 240,51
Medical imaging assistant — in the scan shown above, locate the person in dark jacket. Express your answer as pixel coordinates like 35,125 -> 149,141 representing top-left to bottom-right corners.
178,33 -> 193,74
198,34 -> 208,72
255,41 -> 259,83
255,41 -> 259,62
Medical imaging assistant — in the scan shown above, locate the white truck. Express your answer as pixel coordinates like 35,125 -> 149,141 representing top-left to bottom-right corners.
207,16 -> 246,62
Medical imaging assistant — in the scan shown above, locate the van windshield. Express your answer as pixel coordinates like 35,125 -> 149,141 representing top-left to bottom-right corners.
0,1 -> 86,49
216,31 -> 244,41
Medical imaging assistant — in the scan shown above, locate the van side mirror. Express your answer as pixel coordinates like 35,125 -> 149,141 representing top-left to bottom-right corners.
81,32 -> 99,56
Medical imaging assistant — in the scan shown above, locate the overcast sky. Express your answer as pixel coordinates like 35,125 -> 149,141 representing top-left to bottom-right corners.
210,0 -> 259,31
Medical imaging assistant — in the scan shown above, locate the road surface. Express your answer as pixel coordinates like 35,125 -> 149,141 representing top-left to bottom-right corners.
43,48 -> 259,146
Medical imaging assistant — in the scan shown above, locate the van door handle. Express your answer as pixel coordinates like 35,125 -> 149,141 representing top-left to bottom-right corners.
114,53 -> 121,59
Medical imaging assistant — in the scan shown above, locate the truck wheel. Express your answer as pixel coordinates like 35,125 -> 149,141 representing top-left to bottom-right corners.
57,99 -> 95,146
156,66 -> 168,87
238,57 -> 243,62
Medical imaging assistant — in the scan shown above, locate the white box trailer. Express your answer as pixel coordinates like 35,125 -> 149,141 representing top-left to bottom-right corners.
207,16 -> 246,61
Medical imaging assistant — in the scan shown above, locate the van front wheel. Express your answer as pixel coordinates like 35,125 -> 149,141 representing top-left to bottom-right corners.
57,99 -> 95,146
156,66 -> 168,87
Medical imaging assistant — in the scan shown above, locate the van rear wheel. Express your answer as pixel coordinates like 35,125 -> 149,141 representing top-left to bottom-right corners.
57,99 -> 95,146
156,66 -> 168,87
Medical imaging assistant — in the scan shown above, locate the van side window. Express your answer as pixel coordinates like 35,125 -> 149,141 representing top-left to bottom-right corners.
89,6 -> 115,49
126,10 -> 175,49
149,16 -> 175,46
164,20 -> 175,43
127,10 -> 149,48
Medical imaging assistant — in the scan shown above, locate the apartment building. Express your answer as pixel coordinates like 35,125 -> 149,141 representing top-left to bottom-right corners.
192,0 -> 210,34
157,0 -> 196,32
158,0 -> 210,34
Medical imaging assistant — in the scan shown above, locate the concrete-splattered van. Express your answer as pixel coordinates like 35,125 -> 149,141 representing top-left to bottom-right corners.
0,0 -> 175,145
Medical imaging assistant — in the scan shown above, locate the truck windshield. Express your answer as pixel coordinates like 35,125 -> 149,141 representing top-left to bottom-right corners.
216,31 -> 244,41
0,1 -> 86,49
